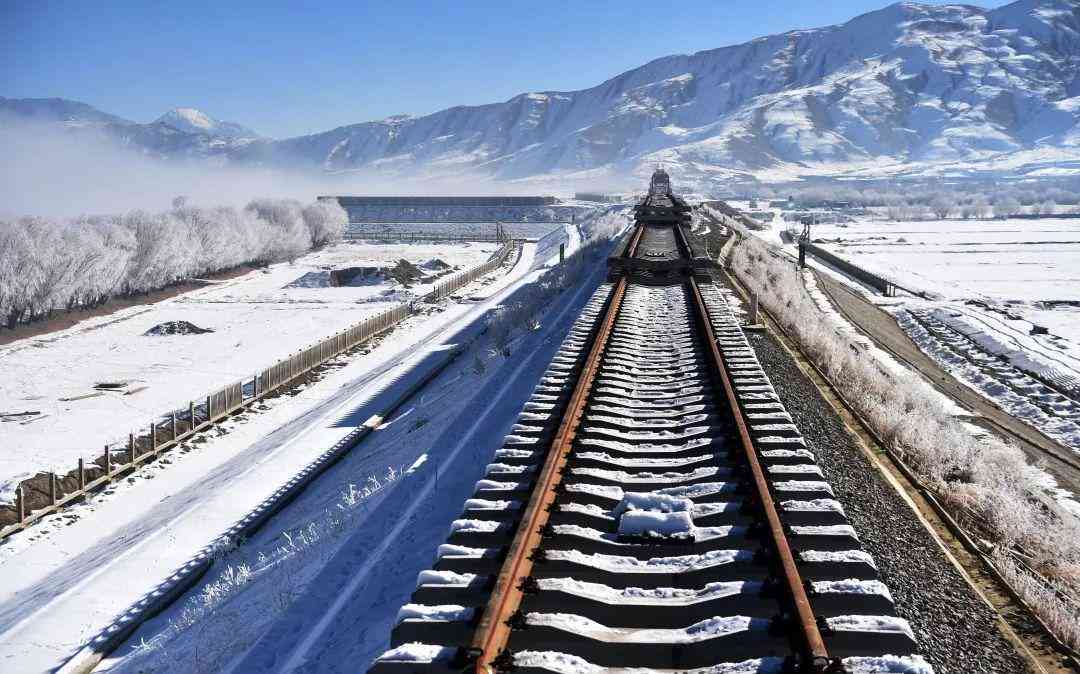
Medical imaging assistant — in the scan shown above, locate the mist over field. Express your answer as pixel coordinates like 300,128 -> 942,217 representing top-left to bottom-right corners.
0,118 -> 634,219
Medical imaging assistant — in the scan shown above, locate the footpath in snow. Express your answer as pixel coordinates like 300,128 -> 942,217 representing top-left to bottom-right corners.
0,223 -> 586,673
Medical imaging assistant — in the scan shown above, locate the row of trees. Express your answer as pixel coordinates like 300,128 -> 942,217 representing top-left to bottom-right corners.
0,198 -> 347,328
753,179 -> 1080,220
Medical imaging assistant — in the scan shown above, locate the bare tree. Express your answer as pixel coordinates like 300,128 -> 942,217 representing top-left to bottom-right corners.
995,196 -> 1020,217
929,195 -> 953,220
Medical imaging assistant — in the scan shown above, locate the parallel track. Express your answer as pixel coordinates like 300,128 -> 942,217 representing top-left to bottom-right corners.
369,218 -> 928,673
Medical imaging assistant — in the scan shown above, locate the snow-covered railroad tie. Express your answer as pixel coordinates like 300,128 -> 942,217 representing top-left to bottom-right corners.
369,213 -> 932,672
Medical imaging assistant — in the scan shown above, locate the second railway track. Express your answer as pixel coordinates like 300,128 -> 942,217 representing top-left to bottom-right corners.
368,171 -> 930,674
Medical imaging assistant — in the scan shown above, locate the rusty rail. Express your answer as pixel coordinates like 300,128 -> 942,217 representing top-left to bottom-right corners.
471,227 -> 641,671
687,275 -> 831,670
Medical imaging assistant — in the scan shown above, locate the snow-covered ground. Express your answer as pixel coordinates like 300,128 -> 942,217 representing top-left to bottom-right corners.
741,212 -> 1080,453
0,241 -> 498,503
0,220 -> 592,673
806,218 -> 1080,343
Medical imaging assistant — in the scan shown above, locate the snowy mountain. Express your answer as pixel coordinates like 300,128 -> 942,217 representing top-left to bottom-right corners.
0,97 -> 133,126
6,0 -> 1080,184
239,0 -> 1080,184
1,98 -> 260,159
155,107 -> 258,139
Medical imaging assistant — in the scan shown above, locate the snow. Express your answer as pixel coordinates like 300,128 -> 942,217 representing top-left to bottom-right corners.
807,217 -> 1080,349
513,651 -> 784,674
536,578 -> 753,606
546,548 -> 751,574
612,492 -> 693,517
436,544 -> 488,559
790,524 -> 857,537
799,549 -> 876,565
572,466 -> 723,483
0,223 -> 595,672
0,240 -> 498,503
396,604 -> 473,623
374,643 -> 455,663
842,655 -> 934,674
813,578 -> 891,599
616,510 -> 696,539
449,519 -> 500,534
781,498 -> 844,513
153,107 -> 259,139
826,615 -> 915,640
525,612 -> 760,643
773,480 -> 834,495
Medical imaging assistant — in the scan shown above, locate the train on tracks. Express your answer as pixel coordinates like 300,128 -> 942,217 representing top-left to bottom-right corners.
369,171 -> 929,673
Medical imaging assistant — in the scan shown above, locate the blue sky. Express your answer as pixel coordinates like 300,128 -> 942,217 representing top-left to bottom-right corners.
5,0 -> 994,138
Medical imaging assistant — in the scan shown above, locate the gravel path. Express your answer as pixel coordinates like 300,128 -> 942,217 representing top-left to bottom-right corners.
747,329 -> 1028,674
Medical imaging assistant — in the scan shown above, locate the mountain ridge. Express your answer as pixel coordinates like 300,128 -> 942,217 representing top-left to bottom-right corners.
6,0 -> 1080,185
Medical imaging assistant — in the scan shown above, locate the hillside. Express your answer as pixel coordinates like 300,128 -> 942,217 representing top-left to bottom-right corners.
6,0 -> 1080,185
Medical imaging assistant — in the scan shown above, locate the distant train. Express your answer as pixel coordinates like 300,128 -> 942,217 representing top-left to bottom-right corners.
648,167 -> 672,197
635,168 -> 692,227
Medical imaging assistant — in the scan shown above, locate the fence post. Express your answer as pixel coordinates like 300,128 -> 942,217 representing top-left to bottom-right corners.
151,422 -> 157,454
104,444 -> 112,476
207,395 -> 213,422
190,401 -> 196,431
129,432 -> 136,464
172,411 -> 178,440
49,473 -> 57,506
16,486 -> 25,523
749,293 -> 759,325
78,458 -> 85,491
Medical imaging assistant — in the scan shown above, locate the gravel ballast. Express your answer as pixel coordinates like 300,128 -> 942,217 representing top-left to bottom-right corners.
746,329 -> 1028,674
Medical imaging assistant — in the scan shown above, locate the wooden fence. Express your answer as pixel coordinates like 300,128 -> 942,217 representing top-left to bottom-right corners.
0,240 -> 515,540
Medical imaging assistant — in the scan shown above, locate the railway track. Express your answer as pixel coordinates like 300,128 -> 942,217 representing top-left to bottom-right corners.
368,174 -> 929,673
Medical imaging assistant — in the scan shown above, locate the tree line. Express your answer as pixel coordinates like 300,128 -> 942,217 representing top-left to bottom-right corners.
0,197 -> 347,328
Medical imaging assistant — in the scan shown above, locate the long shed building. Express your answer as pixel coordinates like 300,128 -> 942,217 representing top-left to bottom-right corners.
318,195 -> 570,223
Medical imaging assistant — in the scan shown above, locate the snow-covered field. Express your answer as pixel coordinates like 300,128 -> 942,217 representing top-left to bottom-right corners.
739,210 -> 1080,453
806,218 -> 1080,342
0,241 -> 498,502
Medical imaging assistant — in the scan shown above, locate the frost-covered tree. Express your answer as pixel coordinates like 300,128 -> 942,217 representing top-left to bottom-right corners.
301,200 -> 347,248
929,195 -> 953,220
0,197 -> 339,327
995,197 -> 1020,217
245,199 -> 308,263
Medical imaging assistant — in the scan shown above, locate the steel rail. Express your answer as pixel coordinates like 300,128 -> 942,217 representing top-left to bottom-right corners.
471,226 -> 642,672
687,274 -> 831,671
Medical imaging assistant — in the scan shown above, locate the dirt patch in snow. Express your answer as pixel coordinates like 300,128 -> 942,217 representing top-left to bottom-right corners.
387,259 -> 428,287
420,258 -> 452,271
143,321 -> 215,337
